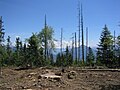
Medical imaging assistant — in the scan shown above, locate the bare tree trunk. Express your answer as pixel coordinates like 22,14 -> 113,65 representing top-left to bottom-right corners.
81,4 -> 84,64
86,27 -> 88,61
45,15 -> 47,61
72,36 -> 74,62
61,28 -> 63,56
61,28 -> 63,67
78,1 -> 81,61
75,32 -> 77,63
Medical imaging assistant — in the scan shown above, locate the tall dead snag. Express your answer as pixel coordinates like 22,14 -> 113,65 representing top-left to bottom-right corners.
44,15 -> 47,61
81,4 -> 84,64
114,30 -> 116,50
61,28 -> 63,67
113,30 -> 116,60
75,32 -> 77,63
72,36 -> 74,62
78,1 -> 81,61
44,15 -> 50,61
61,28 -> 63,56
86,27 -> 88,61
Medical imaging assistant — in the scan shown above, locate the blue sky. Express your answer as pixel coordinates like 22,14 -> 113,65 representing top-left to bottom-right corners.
0,0 -> 120,47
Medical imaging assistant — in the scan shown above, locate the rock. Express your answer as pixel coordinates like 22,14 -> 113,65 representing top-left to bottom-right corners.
38,75 -> 42,79
27,72 -> 37,78
29,72 -> 37,75
33,83 -> 37,86
32,79 -> 36,82
55,72 -> 62,76
62,68 -> 65,73
26,89 -> 33,90
68,71 -> 77,79
108,75 -> 111,77
28,75 -> 32,78
53,77 -> 61,81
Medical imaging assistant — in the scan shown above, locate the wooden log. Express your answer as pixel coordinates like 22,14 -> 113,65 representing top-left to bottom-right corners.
40,73 -> 61,79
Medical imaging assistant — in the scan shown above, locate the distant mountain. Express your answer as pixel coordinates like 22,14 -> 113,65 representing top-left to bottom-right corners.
11,45 -> 97,61
11,46 -> 16,51
54,46 -> 97,60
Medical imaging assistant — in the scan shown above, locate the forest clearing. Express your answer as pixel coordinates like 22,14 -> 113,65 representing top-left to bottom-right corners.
0,0 -> 120,90
0,67 -> 120,90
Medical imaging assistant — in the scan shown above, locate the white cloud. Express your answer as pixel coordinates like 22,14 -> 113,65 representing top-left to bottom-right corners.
54,40 -> 72,48
54,40 -> 98,49
88,40 -> 98,47
15,36 -> 21,38
54,40 -> 80,49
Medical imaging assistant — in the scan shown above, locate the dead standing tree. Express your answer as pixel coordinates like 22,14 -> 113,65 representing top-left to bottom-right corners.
86,27 -> 88,61
78,1 -> 81,62
61,28 -> 63,67
75,32 -> 77,64
81,4 -> 84,64
72,35 -> 74,63
44,15 -> 47,61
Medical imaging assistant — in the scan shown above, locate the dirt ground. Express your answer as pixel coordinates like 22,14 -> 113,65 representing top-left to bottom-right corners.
0,67 -> 120,90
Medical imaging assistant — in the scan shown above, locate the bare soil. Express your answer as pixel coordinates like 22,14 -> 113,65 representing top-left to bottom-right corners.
0,67 -> 120,90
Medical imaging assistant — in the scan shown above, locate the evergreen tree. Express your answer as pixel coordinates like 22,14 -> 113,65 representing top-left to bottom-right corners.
6,36 -> 11,56
50,53 -> 54,66
14,37 -> 21,66
13,37 -> 24,66
56,53 -> 61,66
116,35 -> 120,67
96,25 -> 113,67
86,47 -> 95,66
0,16 -> 5,45
27,33 -> 39,67
21,43 -> 27,67
55,46 -> 73,67
16,37 -> 20,51
65,46 -> 73,66
5,36 -> 13,65
19,41 -> 26,66
19,41 -> 23,52
0,16 -> 5,75
27,33 -> 44,67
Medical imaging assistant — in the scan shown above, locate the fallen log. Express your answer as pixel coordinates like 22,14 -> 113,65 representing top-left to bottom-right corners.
77,69 -> 120,72
40,73 -> 61,79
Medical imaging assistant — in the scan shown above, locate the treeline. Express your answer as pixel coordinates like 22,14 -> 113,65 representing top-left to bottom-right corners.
0,16 -> 120,68
0,16 -> 56,67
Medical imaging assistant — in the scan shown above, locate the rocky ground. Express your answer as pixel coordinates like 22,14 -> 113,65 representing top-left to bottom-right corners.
0,67 -> 120,90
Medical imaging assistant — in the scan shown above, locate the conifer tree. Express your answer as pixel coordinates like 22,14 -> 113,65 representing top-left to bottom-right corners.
27,33 -> 39,67
16,37 -> 20,51
6,36 -> 11,56
116,35 -> 120,67
26,33 -> 44,67
50,53 -> 54,66
14,37 -> 21,66
0,16 -> 5,75
86,47 -> 95,66
97,25 -> 113,67
56,53 -> 61,66
5,36 -> 12,65
21,43 -> 27,67
0,16 -> 5,45
65,46 -> 73,66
